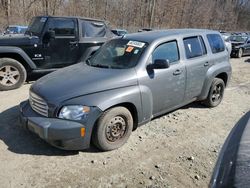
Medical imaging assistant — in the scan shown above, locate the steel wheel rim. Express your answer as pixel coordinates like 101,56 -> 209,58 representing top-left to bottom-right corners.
211,83 -> 223,102
0,65 -> 20,86
105,116 -> 127,142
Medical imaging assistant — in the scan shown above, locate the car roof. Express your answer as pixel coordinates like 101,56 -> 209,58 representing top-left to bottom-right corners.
36,16 -> 105,23
124,29 -> 218,43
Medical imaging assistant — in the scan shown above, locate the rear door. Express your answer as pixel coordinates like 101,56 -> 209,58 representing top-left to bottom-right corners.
44,18 -> 79,68
183,35 -> 210,100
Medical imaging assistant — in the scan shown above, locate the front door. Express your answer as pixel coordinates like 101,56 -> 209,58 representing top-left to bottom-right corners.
43,18 -> 79,68
139,40 -> 186,116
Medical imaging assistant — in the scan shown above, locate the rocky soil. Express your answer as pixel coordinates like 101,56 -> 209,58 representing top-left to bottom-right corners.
0,57 -> 249,188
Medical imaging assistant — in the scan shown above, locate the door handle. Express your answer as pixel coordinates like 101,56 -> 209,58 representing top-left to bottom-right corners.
69,41 -> 78,46
204,62 -> 209,67
173,69 -> 182,75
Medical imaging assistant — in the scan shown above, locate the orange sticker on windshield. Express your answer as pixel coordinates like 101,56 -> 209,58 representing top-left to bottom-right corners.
126,46 -> 134,52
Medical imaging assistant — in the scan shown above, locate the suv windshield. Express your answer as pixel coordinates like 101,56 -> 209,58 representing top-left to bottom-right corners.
87,39 -> 147,69
26,17 -> 47,36
229,35 -> 248,43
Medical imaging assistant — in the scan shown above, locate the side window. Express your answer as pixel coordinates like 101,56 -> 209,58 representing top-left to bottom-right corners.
152,41 -> 179,63
48,18 -> 75,36
183,36 -> 206,59
207,34 -> 225,53
82,21 -> 106,37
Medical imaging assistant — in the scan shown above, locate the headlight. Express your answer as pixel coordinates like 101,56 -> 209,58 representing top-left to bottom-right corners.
58,105 -> 90,120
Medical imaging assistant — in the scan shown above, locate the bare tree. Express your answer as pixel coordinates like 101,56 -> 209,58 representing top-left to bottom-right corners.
1,0 -> 250,31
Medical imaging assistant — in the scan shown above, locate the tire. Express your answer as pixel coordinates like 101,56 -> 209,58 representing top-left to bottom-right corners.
237,48 -> 243,58
0,58 -> 27,91
203,78 -> 225,107
93,107 -> 133,151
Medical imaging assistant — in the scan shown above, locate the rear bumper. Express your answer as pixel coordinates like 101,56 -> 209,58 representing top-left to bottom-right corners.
19,101 -> 101,150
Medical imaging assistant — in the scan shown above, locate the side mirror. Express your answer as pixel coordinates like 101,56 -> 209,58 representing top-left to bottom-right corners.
148,59 -> 170,69
43,30 -> 55,43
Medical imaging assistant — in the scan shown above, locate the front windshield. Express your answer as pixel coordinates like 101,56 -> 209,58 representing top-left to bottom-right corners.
87,39 -> 147,69
229,35 -> 248,43
6,27 -> 18,34
26,17 -> 47,36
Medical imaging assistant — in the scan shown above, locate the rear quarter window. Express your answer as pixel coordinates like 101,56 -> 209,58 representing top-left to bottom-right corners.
207,34 -> 225,53
183,36 -> 207,59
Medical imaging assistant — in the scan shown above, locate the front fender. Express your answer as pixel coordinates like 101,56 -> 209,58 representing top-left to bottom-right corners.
199,62 -> 232,100
61,86 -> 143,123
0,46 -> 36,69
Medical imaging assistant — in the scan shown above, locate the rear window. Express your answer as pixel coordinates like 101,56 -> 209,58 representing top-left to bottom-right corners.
207,34 -> 225,53
183,36 -> 207,59
82,21 -> 106,37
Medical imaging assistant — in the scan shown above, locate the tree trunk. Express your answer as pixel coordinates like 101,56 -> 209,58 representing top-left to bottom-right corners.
149,0 -> 156,28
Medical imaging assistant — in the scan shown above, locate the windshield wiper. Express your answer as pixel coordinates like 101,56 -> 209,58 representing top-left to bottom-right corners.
91,64 -> 110,68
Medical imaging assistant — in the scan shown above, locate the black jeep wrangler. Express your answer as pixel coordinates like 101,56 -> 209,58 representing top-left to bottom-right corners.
0,16 -> 114,90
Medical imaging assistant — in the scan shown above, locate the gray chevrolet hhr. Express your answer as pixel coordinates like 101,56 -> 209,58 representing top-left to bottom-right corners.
19,29 -> 232,151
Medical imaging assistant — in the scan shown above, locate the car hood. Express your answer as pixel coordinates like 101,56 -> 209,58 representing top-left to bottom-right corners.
31,62 -> 138,103
0,34 -> 39,46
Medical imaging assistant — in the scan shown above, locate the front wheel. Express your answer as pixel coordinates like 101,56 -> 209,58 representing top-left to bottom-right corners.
93,107 -> 133,151
203,78 -> 225,107
0,58 -> 27,91
237,48 -> 243,58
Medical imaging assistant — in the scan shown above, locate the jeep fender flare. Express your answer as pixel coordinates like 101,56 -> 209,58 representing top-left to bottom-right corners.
0,46 -> 37,69
198,62 -> 232,101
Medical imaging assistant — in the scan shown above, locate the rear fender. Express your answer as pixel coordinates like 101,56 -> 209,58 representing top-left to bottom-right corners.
198,62 -> 232,100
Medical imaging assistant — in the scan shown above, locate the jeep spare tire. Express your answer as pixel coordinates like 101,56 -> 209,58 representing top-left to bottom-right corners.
0,58 -> 27,91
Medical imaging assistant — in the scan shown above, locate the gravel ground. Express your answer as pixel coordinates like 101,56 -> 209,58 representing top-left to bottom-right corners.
0,57 -> 249,188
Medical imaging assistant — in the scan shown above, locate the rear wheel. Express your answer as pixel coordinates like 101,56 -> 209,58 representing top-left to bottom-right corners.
93,107 -> 133,151
0,58 -> 27,91
203,78 -> 225,107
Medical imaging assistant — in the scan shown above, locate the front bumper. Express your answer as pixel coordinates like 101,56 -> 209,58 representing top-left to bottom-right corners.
19,101 -> 100,150
230,48 -> 239,56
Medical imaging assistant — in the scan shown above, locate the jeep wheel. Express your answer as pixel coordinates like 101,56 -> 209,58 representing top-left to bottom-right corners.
203,78 -> 225,107
0,58 -> 27,91
237,48 -> 243,58
93,107 -> 133,151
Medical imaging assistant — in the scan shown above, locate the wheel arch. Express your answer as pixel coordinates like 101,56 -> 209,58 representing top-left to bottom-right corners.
0,47 -> 37,71
198,63 -> 231,101
0,53 -> 31,72
215,72 -> 228,86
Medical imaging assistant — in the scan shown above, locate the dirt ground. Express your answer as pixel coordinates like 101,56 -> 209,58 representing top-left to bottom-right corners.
0,57 -> 249,188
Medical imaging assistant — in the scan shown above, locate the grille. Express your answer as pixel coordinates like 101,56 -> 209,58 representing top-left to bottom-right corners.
29,91 -> 48,117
